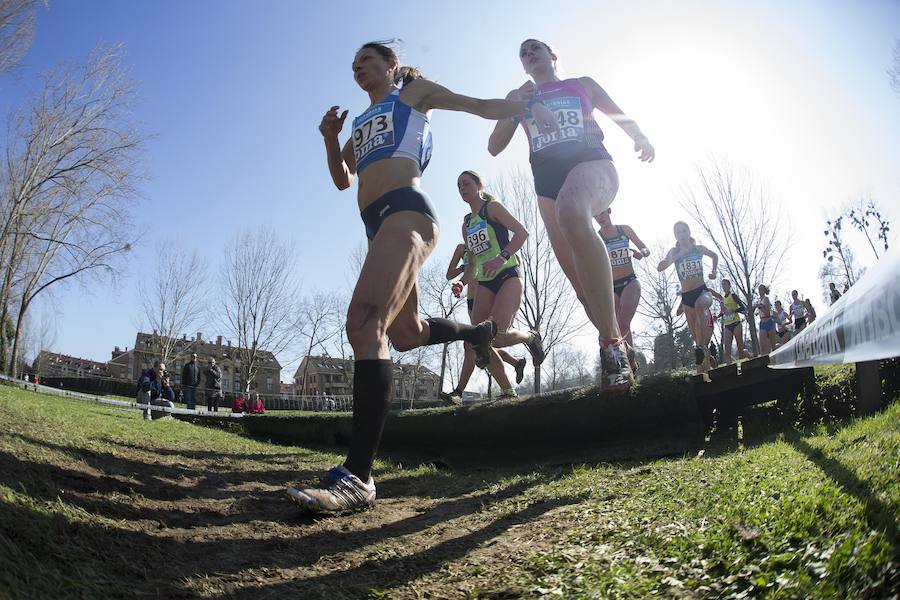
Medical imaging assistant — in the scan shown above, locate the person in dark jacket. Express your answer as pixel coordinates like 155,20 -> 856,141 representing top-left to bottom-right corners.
137,360 -> 175,418
181,353 -> 201,410
205,358 -> 223,412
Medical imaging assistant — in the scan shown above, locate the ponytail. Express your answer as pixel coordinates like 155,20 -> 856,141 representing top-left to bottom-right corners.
395,65 -> 424,86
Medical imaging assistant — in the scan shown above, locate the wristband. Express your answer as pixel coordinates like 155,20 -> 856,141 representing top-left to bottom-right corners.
499,249 -> 511,261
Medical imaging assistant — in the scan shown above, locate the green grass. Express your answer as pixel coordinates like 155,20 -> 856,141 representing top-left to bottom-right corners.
0,381 -> 897,599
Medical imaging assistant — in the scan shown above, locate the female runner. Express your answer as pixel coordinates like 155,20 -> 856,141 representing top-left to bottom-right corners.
596,207 -> 650,372
756,284 -> 779,354
488,38 -> 654,392
443,246 -> 529,405
287,41 -> 559,514
716,279 -> 751,364
658,222 -> 718,374
458,170 -> 544,400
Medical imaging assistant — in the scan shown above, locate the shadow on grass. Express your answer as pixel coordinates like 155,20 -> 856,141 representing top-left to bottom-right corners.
222,492 -> 589,599
784,435 -> 899,548
0,455 -> 576,599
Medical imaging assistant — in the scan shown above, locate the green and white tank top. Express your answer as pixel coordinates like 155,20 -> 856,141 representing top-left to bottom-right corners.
464,201 -> 519,282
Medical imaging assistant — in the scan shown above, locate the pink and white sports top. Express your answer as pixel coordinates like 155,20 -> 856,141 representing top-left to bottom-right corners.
519,78 -> 607,163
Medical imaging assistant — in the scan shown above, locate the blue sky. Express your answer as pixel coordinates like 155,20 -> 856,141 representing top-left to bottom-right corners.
3,0 -> 899,382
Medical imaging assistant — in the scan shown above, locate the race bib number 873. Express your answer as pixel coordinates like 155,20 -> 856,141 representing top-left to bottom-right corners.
353,103 -> 395,161
526,96 -> 585,152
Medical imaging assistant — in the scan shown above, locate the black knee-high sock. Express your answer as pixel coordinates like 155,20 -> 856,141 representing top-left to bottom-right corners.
426,317 -> 485,345
344,359 -> 394,482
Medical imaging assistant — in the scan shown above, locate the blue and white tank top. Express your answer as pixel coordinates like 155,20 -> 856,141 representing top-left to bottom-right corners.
674,247 -> 705,282
351,89 -> 433,175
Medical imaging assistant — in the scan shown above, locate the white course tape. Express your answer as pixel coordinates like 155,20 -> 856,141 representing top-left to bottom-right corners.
770,246 -> 900,368
0,374 -> 243,418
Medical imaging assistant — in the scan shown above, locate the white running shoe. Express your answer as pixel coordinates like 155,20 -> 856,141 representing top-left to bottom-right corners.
599,338 -> 634,393
286,465 -> 376,514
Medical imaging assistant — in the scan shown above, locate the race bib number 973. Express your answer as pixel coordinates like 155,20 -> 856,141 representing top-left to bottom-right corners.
526,96 -> 585,152
353,103 -> 395,161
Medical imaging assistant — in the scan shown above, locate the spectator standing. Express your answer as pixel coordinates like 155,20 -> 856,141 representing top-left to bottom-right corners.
181,353 -> 201,410
829,282 -> 842,305
205,358 -> 223,412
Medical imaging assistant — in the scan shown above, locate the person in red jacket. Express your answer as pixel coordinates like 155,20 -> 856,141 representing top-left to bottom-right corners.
232,393 -> 247,414
247,393 -> 266,414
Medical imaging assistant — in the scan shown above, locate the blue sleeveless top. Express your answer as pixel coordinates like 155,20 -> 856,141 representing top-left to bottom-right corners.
351,89 -> 433,175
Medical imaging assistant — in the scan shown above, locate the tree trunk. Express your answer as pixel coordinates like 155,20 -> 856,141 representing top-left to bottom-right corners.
438,343 -> 448,393
8,297 -> 29,379
532,365 -> 541,394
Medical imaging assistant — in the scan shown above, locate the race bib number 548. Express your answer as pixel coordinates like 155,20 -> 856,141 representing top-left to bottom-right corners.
526,96 -> 585,152
353,104 -> 395,161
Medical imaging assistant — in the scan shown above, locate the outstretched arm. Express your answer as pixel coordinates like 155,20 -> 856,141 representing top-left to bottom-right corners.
580,77 -> 654,162
403,79 -> 559,135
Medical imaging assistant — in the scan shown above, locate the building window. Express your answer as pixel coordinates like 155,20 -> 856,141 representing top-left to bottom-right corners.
223,378 -> 229,390
175,360 -> 182,370
234,380 -> 241,391
267,382 -> 273,392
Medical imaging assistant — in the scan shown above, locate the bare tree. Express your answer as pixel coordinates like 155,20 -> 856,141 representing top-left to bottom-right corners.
495,169 -> 589,393
0,0 -> 41,75
845,196 -> 891,259
822,214 -> 864,289
417,261 -> 464,395
634,242 -> 685,370
218,227 -> 302,394
1,46 -> 144,376
138,240 -> 208,364
295,290 -> 342,394
681,159 -> 789,355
